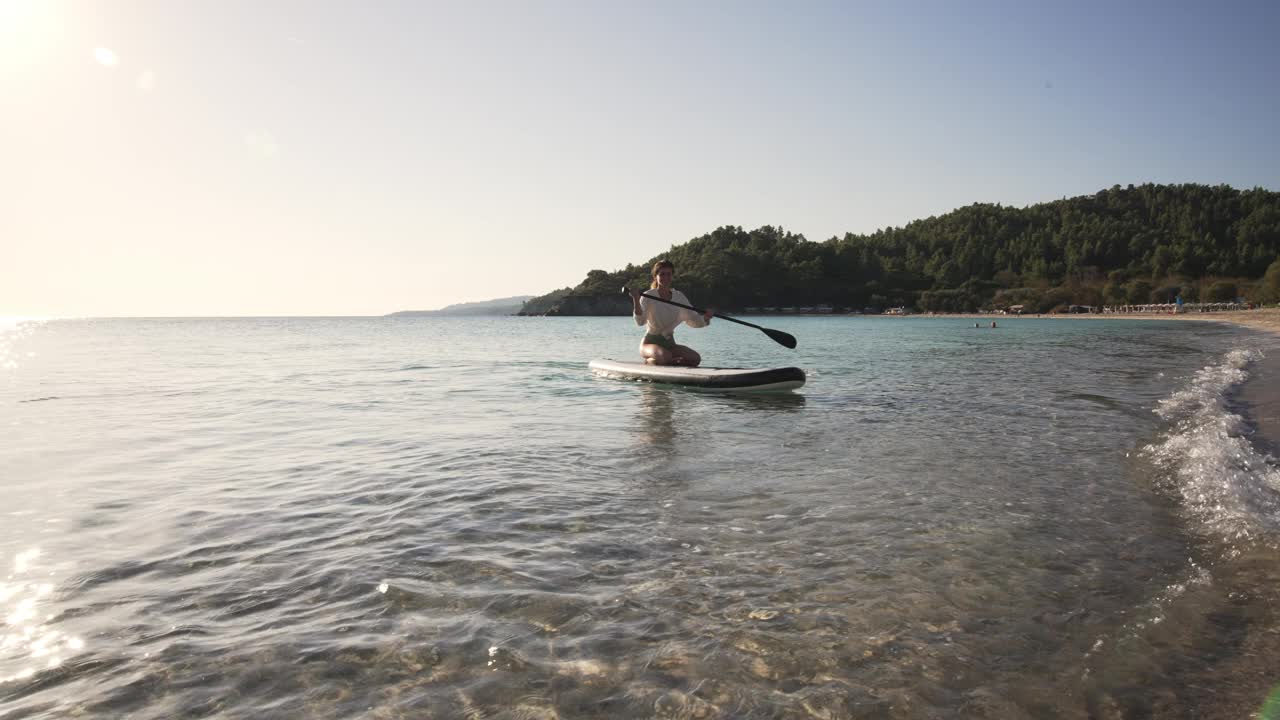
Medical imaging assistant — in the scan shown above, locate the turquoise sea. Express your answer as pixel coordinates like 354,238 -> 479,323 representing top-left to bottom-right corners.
2,316 -> 1279,719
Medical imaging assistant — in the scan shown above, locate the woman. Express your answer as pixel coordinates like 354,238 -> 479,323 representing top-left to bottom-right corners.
628,260 -> 713,366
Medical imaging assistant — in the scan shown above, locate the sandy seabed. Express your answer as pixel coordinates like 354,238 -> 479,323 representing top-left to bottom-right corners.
889,307 -> 1280,719
1017,308 -> 1280,720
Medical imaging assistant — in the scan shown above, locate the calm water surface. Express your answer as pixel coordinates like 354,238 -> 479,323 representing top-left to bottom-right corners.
2,316 -> 1279,719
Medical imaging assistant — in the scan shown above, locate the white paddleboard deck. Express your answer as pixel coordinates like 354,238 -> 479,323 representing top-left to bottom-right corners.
589,359 -> 805,392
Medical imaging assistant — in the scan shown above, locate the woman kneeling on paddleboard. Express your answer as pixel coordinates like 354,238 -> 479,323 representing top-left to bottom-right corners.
628,260 -> 713,366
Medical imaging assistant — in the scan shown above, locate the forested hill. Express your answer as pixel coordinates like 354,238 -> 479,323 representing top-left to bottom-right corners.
520,183 -> 1280,315
388,295 -> 532,317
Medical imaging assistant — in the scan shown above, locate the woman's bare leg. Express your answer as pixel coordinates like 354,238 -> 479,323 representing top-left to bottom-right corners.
672,345 -> 701,367
641,344 -> 674,365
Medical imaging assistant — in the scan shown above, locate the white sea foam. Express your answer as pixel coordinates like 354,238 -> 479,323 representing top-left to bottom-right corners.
1144,348 -> 1280,547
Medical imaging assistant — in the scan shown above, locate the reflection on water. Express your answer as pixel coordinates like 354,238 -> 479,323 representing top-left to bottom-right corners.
636,385 -> 675,449
1,547 -> 84,684
709,390 -> 807,412
0,319 -> 46,371
634,386 -> 806,452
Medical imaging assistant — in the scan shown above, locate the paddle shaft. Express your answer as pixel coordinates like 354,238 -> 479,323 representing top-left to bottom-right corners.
637,292 -> 764,332
625,288 -> 798,349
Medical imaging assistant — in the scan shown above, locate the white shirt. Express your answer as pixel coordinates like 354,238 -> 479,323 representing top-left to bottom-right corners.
635,289 -> 708,338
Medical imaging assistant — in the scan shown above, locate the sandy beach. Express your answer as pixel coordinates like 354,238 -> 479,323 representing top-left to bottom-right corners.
1162,307 -> 1280,336
898,307 -> 1280,336
1028,308 -> 1280,336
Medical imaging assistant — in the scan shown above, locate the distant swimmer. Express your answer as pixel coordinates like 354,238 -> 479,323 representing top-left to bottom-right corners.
991,321 -> 997,328
974,323 -> 980,328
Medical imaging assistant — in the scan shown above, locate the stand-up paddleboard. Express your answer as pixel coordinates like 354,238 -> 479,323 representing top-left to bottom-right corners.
589,359 -> 805,392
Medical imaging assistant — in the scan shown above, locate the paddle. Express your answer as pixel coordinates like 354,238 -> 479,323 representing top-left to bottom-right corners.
623,287 -> 798,349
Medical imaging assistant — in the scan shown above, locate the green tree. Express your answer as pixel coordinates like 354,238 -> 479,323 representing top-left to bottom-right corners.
1205,281 -> 1238,303
1103,283 -> 1127,305
1151,246 -> 1174,279
1125,279 -> 1154,304
525,184 -> 1280,314
1261,257 -> 1280,303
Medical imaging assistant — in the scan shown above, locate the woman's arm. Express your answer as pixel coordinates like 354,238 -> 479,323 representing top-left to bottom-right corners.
683,311 -> 710,328
675,291 -> 712,328
629,288 -> 646,326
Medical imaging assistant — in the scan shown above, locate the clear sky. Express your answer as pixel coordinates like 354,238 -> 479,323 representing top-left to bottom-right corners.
3,0 -> 1278,317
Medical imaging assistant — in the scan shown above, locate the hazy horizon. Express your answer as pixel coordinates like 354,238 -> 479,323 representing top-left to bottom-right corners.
5,0 -> 1279,317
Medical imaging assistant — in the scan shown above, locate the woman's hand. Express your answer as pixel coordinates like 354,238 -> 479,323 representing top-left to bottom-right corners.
703,308 -> 715,322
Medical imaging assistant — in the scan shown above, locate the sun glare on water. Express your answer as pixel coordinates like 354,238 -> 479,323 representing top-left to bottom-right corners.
0,318 -> 49,370
1,548 -> 87,684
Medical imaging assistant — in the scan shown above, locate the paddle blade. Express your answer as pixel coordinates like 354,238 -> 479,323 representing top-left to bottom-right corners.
764,327 -> 798,349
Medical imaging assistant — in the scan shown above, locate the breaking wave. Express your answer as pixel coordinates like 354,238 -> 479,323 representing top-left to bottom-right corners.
1144,347 -> 1280,548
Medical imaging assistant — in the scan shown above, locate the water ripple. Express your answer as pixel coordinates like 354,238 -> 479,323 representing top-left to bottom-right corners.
1,317 -> 1276,718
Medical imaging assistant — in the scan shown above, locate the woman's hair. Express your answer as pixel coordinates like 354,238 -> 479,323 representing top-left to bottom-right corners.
650,260 -> 675,289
